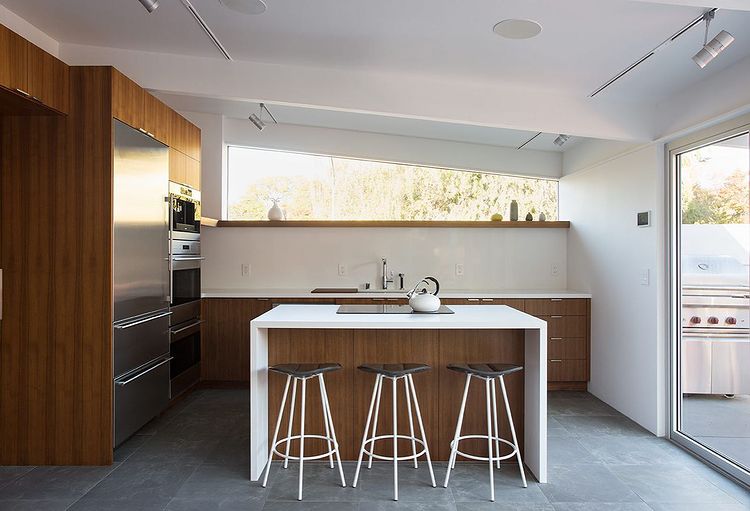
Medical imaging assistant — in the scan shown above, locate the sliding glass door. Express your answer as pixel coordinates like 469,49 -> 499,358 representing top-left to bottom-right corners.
670,124 -> 750,485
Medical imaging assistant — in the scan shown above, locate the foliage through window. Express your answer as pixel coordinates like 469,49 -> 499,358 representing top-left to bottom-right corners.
227,147 -> 558,221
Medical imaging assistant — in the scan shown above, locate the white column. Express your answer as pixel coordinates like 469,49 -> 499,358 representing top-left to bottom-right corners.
523,325 -> 548,483
250,323 -> 269,481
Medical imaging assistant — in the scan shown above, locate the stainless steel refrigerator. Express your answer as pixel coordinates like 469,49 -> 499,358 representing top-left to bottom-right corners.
112,120 -> 171,447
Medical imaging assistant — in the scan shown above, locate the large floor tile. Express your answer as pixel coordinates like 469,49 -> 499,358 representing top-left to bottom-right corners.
448,462 -> 548,504
548,398 -> 620,417
576,436 -> 682,465
0,465 -> 118,500
0,467 -> 35,489
173,463 -> 265,505
554,415 -> 652,438
348,462 -> 452,503
359,502 -> 457,511
547,437 -> 601,466
125,436 -> 220,464
263,502 -> 357,510
0,499 -> 77,510
166,496 -> 268,510
265,462 -> 357,502
552,505 -> 651,511
455,504 -> 554,511
67,496 -> 170,510
609,464 -> 743,506
539,464 -> 641,503
82,461 -> 197,502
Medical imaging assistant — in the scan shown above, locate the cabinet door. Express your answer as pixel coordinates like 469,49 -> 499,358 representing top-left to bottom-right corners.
184,156 -> 201,190
169,110 -> 187,154
185,121 -> 201,161
112,69 -> 145,130
169,147 -> 187,185
0,25 -> 28,94
144,93 -> 170,144
26,43 -> 69,114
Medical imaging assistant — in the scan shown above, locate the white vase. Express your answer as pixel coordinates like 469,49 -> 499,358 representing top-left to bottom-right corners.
268,201 -> 284,221
539,212 -> 546,221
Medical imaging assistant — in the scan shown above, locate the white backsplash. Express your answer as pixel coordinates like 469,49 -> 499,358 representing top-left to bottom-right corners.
201,226 -> 568,292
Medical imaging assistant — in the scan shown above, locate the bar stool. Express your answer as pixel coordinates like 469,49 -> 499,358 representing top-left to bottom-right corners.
352,363 -> 436,501
443,363 -> 527,502
261,363 -> 346,501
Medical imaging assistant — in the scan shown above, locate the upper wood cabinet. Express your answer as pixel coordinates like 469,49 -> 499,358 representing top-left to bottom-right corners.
112,69 -> 145,131
169,147 -> 201,189
170,110 -> 201,161
144,92 -> 171,144
0,24 -> 28,94
0,24 -> 69,114
27,44 -> 69,114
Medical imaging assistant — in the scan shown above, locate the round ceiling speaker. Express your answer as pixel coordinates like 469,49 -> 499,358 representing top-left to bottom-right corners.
492,19 -> 542,39
219,0 -> 267,15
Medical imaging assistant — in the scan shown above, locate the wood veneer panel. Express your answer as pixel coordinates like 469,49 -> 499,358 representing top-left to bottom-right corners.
524,298 -> 587,316
214,220 -> 571,228
437,329 -> 525,461
144,92 -> 170,144
112,68 -> 144,130
267,328 -> 355,459
548,338 -> 587,359
538,315 -> 587,338
0,24 -> 28,93
27,43 -> 69,114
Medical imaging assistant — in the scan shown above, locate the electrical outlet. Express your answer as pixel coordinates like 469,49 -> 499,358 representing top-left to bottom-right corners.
551,264 -> 560,277
241,263 -> 250,277
455,263 -> 464,276
640,268 -> 650,286
338,264 -> 347,276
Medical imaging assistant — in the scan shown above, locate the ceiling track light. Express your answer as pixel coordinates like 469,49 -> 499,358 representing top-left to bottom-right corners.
516,132 -> 542,150
249,103 -> 278,131
692,11 -> 734,68
553,134 -> 570,147
179,0 -> 233,60
589,8 -> 718,98
138,0 -> 159,13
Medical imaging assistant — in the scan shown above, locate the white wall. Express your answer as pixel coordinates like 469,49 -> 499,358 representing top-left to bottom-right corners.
0,4 -> 59,56
560,145 -> 666,435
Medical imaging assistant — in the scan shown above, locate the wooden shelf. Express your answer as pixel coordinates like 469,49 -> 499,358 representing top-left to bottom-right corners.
202,219 -> 570,228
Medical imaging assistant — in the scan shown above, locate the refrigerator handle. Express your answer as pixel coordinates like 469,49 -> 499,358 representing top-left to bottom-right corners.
115,357 -> 173,386
114,311 -> 172,330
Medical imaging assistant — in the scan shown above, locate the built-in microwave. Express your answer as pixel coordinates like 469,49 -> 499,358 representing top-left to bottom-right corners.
170,182 -> 201,239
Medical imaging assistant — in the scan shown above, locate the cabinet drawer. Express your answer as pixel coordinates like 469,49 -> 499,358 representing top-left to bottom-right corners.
443,298 -> 525,309
525,298 -> 587,316
548,337 -> 586,359
0,25 -> 28,93
548,359 -> 586,381
540,315 -> 587,338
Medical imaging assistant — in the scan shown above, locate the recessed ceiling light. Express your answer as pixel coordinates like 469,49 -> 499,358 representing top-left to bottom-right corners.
493,19 -> 542,39
219,0 -> 267,15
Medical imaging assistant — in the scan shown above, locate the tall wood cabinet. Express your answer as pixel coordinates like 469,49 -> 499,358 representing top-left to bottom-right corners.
0,23 -> 202,464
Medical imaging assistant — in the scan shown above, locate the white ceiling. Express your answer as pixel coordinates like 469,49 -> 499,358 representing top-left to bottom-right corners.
155,91 -> 581,152
2,0 -> 749,102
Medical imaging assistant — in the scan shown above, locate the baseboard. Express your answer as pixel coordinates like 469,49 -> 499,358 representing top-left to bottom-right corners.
548,381 -> 587,391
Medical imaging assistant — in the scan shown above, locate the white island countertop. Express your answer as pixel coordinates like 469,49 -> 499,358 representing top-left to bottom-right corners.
205,288 -> 591,299
251,303 -> 547,329
249,304 -> 548,484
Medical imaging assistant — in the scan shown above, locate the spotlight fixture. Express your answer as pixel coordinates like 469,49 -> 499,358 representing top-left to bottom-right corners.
138,0 -> 159,13
692,11 -> 734,69
249,103 -> 278,131
553,134 -> 570,147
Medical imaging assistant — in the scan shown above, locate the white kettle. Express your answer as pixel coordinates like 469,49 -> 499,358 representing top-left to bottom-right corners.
406,276 -> 441,313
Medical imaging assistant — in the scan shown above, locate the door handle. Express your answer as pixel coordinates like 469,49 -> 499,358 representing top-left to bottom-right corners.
115,357 -> 173,386
114,311 -> 172,330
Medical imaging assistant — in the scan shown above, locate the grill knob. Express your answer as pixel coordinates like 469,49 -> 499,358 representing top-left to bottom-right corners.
708,316 -> 719,325
690,316 -> 702,324
726,317 -> 737,325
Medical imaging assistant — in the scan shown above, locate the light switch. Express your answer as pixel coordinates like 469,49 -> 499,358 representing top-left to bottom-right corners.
455,263 -> 464,276
639,268 -> 650,286
338,264 -> 347,276
241,263 -> 250,277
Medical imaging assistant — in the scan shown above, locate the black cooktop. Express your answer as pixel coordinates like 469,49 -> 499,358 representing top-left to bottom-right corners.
336,304 -> 454,314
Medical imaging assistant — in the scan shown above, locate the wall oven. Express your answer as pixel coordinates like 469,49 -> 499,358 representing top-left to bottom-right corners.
169,182 -> 203,398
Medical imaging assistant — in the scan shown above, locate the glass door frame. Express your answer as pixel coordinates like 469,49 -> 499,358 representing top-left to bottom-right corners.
667,114 -> 750,487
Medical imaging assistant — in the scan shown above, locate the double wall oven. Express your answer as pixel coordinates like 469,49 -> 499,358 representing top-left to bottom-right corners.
169,182 -> 203,398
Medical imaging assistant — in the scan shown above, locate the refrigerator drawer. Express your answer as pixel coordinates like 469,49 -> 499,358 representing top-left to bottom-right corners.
114,356 -> 171,447
114,311 -> 171,378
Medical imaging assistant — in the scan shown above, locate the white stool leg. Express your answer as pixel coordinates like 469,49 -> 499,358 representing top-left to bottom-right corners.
262,374 -> 292,488
404,376 -> 418,469
485,377 -> 495,502
491,377 -> 501,469
392,376 -> 398,501
407,374 -> 436,487
499,375 -> 527,488
317,375 -> 334,469
368,374 -> 383,470
353,374 -> 381,488
283,378 -> 298,469
319,374 -> 347,487
298,377 -> 307,501
444,373 -> 471,487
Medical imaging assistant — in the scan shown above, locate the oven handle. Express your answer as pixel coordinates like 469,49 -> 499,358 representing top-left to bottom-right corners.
171,319 -> 204,337
682,331 -> 749,339
172,256 -> 205,261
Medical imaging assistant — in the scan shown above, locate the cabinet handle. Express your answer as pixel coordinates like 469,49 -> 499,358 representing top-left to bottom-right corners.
147,132 -> 155,138
14,88 -> 30,97
551,315 -> 563,319
481,298 -> 494,302
257,298 -> 270,301
372,298 -> 385,301
550,298 -> 562,302
550,337 -> 563,341
467,298 -> 480,302
550,359 -> 563,363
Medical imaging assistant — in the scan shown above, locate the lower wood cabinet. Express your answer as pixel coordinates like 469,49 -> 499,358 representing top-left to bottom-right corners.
201,297 -> 591,391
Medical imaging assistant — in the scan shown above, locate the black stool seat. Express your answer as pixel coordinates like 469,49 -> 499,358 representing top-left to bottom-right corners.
358,363 -> 430,377
269,363 -> 342,378
447,363 -> 523,378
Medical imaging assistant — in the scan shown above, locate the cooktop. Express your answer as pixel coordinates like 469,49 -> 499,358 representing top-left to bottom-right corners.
336,304 -> 454,314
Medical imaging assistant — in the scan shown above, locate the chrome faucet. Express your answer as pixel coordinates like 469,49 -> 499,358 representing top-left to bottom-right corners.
382,258 -> 394,290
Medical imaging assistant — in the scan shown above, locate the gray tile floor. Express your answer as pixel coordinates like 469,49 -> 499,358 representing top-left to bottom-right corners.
0,389 -> 748,510
683,394 -> 750,469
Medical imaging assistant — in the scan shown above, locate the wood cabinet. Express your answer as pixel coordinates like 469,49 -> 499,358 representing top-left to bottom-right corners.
0,24 -> 69,114
170,110 -> 201,161
169,147 -> 201,189
112,68 -> 145,131
144,92 -> 171,144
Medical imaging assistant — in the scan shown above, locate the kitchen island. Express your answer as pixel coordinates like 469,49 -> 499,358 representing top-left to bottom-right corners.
249,304 -> 548,482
